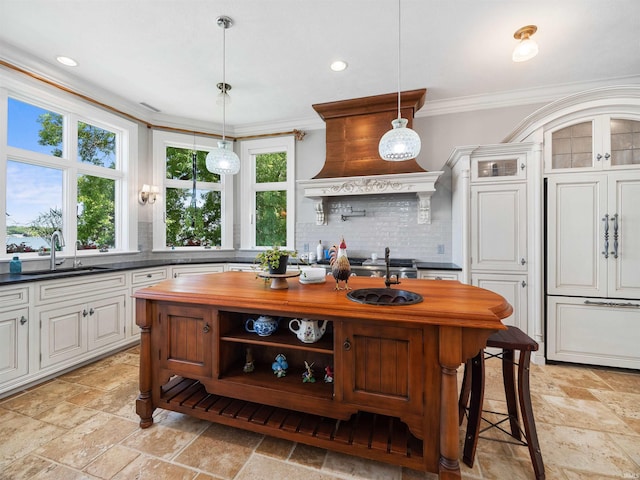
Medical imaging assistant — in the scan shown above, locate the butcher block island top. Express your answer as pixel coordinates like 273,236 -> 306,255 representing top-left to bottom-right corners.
134,272 -> 511,480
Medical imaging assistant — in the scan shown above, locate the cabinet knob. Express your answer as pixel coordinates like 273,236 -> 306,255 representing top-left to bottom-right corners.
520,258 -> 526,265
20,315 -> 27,325
343,338 -> 351,351
520,163 -> 525,170
83,309 -> 88,317
203,323 -> 210,334
521,280 -> 527,288
146,273 -> 153,278
89,308 -> 95,316
604,152 -> 611,160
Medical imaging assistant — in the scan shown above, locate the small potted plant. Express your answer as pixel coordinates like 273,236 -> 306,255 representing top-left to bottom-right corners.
255,246 -> 297,274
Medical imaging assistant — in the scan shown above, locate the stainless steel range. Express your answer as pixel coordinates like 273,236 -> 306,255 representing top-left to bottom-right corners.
318,257 -> 418,279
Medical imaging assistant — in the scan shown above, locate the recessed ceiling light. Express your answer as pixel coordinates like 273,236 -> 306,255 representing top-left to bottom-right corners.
56,56 -> 78,67
330,60 -> 348,72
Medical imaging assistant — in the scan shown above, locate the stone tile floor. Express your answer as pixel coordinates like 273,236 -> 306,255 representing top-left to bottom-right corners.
1,346 -> 639,479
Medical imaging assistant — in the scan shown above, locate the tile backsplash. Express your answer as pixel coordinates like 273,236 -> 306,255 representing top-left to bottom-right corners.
296,192 -> 452,262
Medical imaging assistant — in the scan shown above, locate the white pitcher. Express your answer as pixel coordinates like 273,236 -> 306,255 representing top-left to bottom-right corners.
289,318 -> 328,343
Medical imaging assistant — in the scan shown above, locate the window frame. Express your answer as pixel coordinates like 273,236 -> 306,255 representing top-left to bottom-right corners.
1,76 -> 138,260
151,130 -> 234,251
240,136 -> 295,251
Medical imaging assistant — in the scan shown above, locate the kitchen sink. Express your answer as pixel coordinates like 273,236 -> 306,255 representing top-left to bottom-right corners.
21,266 -> 113,276
346,288 -> 423,306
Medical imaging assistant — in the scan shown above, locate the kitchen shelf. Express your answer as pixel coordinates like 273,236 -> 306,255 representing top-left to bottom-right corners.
220,328 -> 333,354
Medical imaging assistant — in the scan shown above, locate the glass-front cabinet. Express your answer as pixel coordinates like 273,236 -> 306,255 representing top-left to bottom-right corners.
545,115 -> 640,172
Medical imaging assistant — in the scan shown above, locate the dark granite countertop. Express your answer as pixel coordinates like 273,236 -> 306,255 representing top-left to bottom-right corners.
1,258 -> 460,286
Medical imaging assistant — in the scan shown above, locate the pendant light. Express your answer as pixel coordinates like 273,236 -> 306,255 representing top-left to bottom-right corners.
378,0 -> 421,161
206,15 -> 240,175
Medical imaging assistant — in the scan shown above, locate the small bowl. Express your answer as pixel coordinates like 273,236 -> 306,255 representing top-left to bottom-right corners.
299,267 -> 326,284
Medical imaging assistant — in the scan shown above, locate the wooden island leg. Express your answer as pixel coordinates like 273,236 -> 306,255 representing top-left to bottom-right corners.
439,326 -> 462,480
135,298 -> 154,428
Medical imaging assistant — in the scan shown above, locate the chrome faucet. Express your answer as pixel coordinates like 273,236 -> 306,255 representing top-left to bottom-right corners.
384,246 -> 401,288
50,230 -> 66,271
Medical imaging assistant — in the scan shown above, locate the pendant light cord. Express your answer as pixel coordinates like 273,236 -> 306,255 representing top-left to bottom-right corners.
396,0 -> 401,120
221,21 -> 227,140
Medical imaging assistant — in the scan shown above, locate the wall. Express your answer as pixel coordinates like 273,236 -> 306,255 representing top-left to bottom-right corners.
293,103 -> 544,262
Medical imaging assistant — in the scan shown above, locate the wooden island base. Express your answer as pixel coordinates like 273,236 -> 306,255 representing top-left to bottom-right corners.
135,273 -> 511,479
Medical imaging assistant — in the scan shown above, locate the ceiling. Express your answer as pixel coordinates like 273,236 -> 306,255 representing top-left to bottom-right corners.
1,0 -> 639,135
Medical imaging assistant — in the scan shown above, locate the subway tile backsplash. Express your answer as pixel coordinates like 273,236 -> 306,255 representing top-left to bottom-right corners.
296,192 -> 452,262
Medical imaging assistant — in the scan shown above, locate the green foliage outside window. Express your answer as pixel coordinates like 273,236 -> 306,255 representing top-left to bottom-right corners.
165,147 -> 221,247
255,152 -> 287,247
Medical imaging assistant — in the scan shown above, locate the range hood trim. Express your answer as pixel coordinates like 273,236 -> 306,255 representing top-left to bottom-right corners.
298,171 -> 443,225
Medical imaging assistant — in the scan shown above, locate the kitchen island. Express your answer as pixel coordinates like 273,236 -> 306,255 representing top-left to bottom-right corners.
134,272 -> 511,479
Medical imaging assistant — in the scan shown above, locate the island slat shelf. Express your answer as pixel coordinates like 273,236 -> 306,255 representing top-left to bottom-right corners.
160,376 -> 425,470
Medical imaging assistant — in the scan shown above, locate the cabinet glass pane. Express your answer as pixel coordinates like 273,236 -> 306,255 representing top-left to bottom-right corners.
610,119 -> 640,166
477,159 -> 518,178
551,122 -> 592,169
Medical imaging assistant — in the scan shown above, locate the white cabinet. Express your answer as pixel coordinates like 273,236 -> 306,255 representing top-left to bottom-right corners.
547,296 -> 640,369
35,273 -> 128,370
417,270 -> 459,281
547,172 -> 640,298
129,267 -> 168,338
545,115 -> 640,172
170,264 -> 225,278
471,183 -> 527,272
0,286 -> 30,385
472,273 -> 528,331
38,291 -> 127,369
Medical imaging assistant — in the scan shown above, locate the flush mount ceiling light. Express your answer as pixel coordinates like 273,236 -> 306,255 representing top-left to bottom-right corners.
56,56 -> 78,67
512,25 -> 539,62
378,0 -> 421,161
206,15 -> 240,175
330,60 -> 348,72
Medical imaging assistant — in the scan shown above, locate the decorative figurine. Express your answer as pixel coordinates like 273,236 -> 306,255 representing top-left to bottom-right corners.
324,365 -> 334,383
272,353 -> 288,377
243,348 -> 255,373
302,361 -> 316,383
329,238 -> 351,290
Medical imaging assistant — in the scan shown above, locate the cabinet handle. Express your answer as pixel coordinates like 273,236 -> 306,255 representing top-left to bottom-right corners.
596,153 -> 603,161
20,315 -> 27,325
584,300 -> 640,308
604,152 -> 611,160
83,309 -> 88,317
203,323 -> 210,333
520,163 -> 525,170
521,280 -> 527,288
146,273 -> 152,278
610,213 -> 619,259
520,258 -> 526,266
602,214 -> 609,259
89,308 -> 95,315
343,338 -> 351,351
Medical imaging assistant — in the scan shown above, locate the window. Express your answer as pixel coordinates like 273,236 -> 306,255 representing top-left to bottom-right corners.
2,85 -> 137,258
240,136 -> 295,250
152,131 -> 234,250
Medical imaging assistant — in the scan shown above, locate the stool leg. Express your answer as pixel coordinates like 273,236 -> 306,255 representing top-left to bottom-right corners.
462,351 -> 484,468
517,350 -> 546,480
458,358 -> 473,426
501,348 -> 521,440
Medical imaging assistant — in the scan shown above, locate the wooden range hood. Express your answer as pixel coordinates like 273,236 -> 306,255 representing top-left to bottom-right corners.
298,89 -> 443,225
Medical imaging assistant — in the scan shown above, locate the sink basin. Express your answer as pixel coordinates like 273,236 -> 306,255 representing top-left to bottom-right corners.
21,266 -> 113,276
346,288 -> 423,306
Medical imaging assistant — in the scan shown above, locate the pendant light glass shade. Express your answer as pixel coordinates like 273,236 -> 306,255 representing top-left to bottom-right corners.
379,0 -> 421,162
206,139 -> 240,175
378,118 -> 421,161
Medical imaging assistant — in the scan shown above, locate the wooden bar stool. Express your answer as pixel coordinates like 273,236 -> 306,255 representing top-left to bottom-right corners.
458,326 -> 545,479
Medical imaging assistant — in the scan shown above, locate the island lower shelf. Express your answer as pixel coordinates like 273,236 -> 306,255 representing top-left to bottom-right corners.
160,375 -> 425,470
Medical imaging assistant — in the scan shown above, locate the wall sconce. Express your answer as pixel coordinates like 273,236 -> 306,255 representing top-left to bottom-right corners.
139,184 -> 159,205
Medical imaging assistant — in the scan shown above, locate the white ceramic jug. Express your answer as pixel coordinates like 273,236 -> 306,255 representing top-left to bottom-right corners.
288,318 -> 328,343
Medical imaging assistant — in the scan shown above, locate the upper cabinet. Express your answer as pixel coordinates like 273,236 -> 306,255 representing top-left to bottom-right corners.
545,115 -> 640,173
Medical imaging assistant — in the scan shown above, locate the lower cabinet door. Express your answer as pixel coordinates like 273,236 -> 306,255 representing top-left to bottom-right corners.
547,296 -> 640,369
88,293 -> 126,350
472,273 -> 528,332
0,308 -> 29,384
340,322 -> 423,416
158,304 -> 214,378
39,303 -> 87,368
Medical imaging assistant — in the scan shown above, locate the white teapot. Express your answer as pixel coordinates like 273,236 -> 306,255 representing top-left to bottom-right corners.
288,318 -> 328,343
